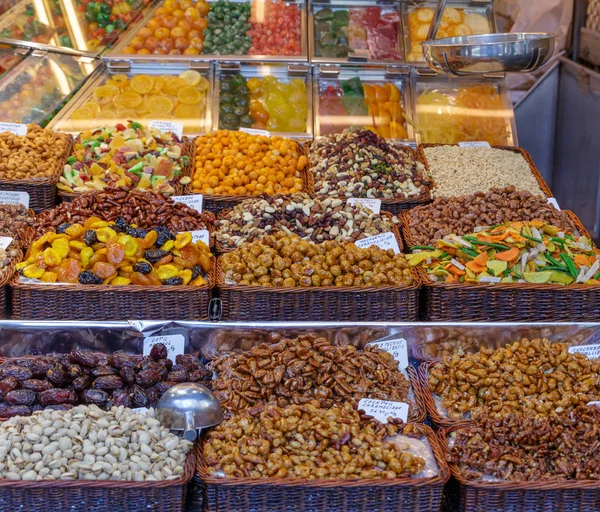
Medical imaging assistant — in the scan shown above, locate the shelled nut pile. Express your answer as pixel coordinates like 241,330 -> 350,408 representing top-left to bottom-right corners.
428,338 -> 600,420
221,233 -> 413,287
215,194 -> 398,249
406,186 -> 576,246
450,405 -> 600,481
0,405 -> 191,481
204,402 -> 425,479
0,204 -> 34,244
212,332 -> 411,415
310,129 -> 428,199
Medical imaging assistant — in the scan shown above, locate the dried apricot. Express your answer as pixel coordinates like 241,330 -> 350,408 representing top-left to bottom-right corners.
92,261 -> 117,280
107,242 -> 126,265
52,238 -> 71,258
56,259 -> 81,283
43,248 -> 62,267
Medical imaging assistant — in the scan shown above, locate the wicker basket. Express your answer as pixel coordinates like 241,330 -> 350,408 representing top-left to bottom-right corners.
216,261 -> 420,322
0,449 -> 195,512
440,425 -> 600,512
58,137 -> 195,203
214,210 -> 404,254
306,145 -> 432,216
417,144 -> 554,199
0,134 -> 73,212
0,250 -> 21,319
10,265 -> 215,321
196,423 -> 449,512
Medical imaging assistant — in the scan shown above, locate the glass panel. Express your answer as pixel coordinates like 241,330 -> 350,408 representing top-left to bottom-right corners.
0,46 -> 27,77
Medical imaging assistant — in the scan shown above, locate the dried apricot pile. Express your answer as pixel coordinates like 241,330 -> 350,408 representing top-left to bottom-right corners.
17,217 -> 212,286
192,130 -> 307,196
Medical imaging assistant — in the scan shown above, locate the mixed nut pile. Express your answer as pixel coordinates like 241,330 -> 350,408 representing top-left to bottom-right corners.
309,129 -> 429,200
0,204 -> 34,246
215,194 -> 398,250
212,332 -> 411,415
406,186 -> 575,247
221,232 -> 413,287
204,402 -> 425,479
0,344 -> 211,417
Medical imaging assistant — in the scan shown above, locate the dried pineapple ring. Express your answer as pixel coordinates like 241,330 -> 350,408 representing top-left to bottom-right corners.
416,8 -> 434,23
442,7 -> 463,24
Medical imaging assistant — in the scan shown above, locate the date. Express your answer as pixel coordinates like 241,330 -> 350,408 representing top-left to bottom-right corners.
38,389 -> 77,406
93,376 -> 124,390
5,389 -> 36,405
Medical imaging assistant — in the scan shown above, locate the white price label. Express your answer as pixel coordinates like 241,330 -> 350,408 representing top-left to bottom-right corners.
188,230 -> 210,245
346,198 -> 381,214
0,191 -> 29,208
0,237 -> 13,250
568,344 -> 600,359
458,141 -> 491,148
367,338 -> 408,369
0,123 -> 27,136
132,407 -> 150,416
239,127 -> 270,137
355,232 -> 400,254
358,399 -> 409,424
172,194 -> 203,213
148,120 -> 184,139
143,334 -> 185,362
547,198 -> 561,211
588,402 -> 600,407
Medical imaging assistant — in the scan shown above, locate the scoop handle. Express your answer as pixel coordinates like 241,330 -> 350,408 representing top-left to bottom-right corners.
184,411 -> 197,441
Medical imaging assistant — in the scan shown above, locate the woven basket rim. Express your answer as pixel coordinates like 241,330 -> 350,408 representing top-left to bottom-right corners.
417,143 -> 554,199
215,259 -> 422,293
439,426 -> 600,490
0,249 -> 22,288
0,133 -> 73,187
406,364 -> 427,423
197,422 -> 450,488
57,136 -> 195,199
213,208 -> 404,254
0,447 -> 195,490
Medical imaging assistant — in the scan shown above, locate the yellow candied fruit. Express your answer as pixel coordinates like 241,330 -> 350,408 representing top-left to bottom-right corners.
65,224 -> 84,238
120,265 -> 134,273
15,261 -> 28,271
190,275 -> 207,286
89,220 -> 110,229
23,264 -> 44,279
157,264 -> 179,280
52,239 -> 71,258
117,235 -> 138,256
144,231 -> 158,247
161,240 -> 175,252
97,227 -> 118,243
43,248 -> 62,267
40,272 -> 58,283
178,269 -> 192,285
174,232 -> 192,249
80,247 -> 94,268
110,276 -> 131,286
69,240 -> 87,251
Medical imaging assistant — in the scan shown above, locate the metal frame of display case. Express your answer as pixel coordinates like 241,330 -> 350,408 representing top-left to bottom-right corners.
48,57 -> 214,135
109,0 -> 309,62
212,60 -> 313,138
308,0 -> 405,66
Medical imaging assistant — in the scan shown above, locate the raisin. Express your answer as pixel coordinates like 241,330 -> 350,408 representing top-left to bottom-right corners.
56,223 -> 72,234
190,368 -> 212,382
46,365 -> 68,386
114,217 -> 129,233
67,364 -> 83,378
90,366 -> 118,377
5,389 -> 36,405
127,227 -> 148,239
79,270 -> 103,285
69,351 -> 98,368
93,375 -> 124,390
120,367 -> 136,385
162,277 -> 183,285
146,386 -> 159,406
131,385 -> 149,407
0,404 -> 31,417
144,249 -> 170,263
136,369 -> 160,387
167,369 -> 189,382
0,377 -> 18,397
72,375 -> 91,391
2,365 -> 33,382
109,353 -> 137,369
112,389 -> 132,408
150,343 -> 168,361
156,381 -> 177,395
83,230 -> 98,246
22,379 -> 53,392
191,265 -> 205,280
82,389 -> 109,404
155,226 -> 175,246
38,389 -> 77,406
132,261 -> 152,274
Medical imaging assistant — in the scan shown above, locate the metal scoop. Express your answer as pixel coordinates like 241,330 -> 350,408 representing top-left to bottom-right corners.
156,383 -> 223,441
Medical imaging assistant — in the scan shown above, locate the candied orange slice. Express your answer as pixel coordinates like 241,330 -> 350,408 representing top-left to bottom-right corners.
148,95 -> 174,115
162,77 -> 187,96
130,75 -> 155,95
385,83 -> 401,103
71,107 -> 95,120
179,70 -> 202,87
110,74 -> 129,85
177,86 -> 202,105
99,110 -> 117,120
153,76 -> 165,92
81,101 -> 101,114
174,103 -> 202,119
116,108 -> 137,118
93,85 -> 119,104
114,91 -> 143,108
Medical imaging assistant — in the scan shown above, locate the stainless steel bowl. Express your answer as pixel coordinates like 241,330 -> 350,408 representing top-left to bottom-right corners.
421,33 -> 555,76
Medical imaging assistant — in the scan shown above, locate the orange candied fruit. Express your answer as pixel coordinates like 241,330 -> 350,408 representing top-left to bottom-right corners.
191,130 -> 308,196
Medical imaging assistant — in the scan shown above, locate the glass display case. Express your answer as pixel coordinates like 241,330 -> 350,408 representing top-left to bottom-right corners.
309,0 -> 403,64
0,49 -> 98,125
401,0 -> 496,64
109,0 -> 307,61
0,0 -> 149,55
0,44 -> 28,77
49,58 -> 213,135
410,72 -> 517,146
213,61 -> 312,137
313,64 -> 412,140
